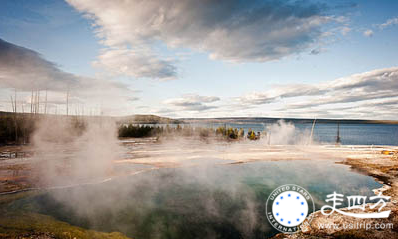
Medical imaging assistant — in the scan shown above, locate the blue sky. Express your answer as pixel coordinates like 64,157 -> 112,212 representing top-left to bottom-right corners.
0,0 -> 398,119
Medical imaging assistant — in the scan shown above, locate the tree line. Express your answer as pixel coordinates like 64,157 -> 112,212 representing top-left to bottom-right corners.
0,116 -> 263,145
118,124 -> 262,140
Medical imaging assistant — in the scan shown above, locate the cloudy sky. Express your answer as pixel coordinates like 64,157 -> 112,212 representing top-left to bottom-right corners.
0,0 -> 397,119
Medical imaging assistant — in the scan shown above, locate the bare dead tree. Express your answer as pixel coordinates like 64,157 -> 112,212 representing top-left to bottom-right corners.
33,90 -> 37,114
44,89 -> 48,115
30,90 -> 33,114
10,90 -> 18,142
14,89 -> 17,113
37,90 -> 40,114
10,95 -> 15,113
66,88 -> 70,116
21,100 -> 26,144
33,91 -> 36,114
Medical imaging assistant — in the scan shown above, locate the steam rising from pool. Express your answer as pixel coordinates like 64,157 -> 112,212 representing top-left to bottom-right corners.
265,120 -> 312,145
20,118 -> 382,238
31,117 -> 123,187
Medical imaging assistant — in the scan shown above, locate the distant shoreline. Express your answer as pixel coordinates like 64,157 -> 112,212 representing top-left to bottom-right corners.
179,117 -> 398,125
1,111 -> 397,125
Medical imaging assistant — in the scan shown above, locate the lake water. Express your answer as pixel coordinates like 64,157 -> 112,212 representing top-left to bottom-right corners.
4,159 -> 381,239
186,122 -> 398,146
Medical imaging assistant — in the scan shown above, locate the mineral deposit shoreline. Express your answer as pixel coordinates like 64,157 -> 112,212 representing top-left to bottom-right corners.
273,147 -> 398,239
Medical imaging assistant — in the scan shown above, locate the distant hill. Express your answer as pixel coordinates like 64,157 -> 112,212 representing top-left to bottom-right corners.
116,114 -> 181,124
0,111 -> 181,124
0,111 -> 31,117
180,117 -> 398,125
1,111 -> 397,125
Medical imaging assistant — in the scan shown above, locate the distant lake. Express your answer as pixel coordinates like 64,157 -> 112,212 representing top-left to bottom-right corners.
205,122 -> 398,146
151,122 -> 398,146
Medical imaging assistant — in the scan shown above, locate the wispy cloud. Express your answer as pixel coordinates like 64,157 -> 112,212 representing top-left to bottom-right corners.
93,48 -> 177,81
164,94 -> 220,112
0,38 -> 77,91
0,38 -> 138,115
231,67 -> 398,119
363,29 -> 374,37
237,84 -> 324,106
361,17 -> 398,37
156,67 -> 398,119
237,67 -> 398,106
67,0 -> 335,80
340,26 -> 352,35
378,17 -> 398,29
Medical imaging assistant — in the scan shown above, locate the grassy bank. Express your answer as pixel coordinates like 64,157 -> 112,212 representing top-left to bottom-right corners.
0,211 -> 132,239
0,191 -> 132,239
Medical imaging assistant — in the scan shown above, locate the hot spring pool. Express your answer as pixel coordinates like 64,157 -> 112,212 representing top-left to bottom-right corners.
1,160 -> 382,239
